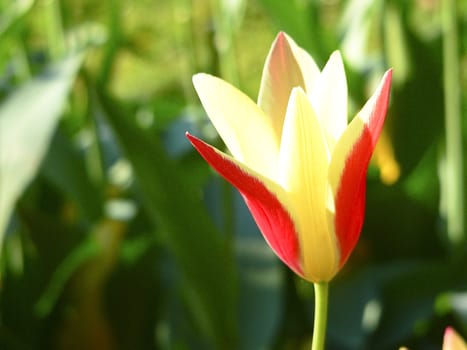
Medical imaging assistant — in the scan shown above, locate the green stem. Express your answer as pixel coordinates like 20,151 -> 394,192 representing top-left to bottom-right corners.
222,181 -> 234,244
442,0 -> 464,247
43,0 -> 66,61
211,0 -> 240,86
311,282 -> 329,350
10,35 -> 31,82
98,0 -> 121,86
171,0 -> 196,104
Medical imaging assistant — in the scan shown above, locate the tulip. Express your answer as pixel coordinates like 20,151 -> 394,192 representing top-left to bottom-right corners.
444,327 -> 467,350
186,32 -> 392,283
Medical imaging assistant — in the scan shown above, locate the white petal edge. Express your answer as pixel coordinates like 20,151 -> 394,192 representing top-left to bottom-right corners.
285,33 -> 321,94
310,51 -> 348,150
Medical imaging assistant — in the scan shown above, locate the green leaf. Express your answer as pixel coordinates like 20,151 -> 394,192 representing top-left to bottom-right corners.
97,90 -> 238,349
370,259 -> 467,349
258,0 -> 312,48
0,0 -> 34,39
328,269 -> 380,349
257,0 -> 328,62
41,128 -> 103,221
234,190 -> 283,350
0,53 -> 84,249
328,262 -> 419,349
34,235 -> 100,317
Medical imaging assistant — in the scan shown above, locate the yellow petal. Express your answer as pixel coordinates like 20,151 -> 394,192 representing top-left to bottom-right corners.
257,32 -> 306,141
310,51 -> 348,150
278,87 -> 338,282
193,73 -> 279,178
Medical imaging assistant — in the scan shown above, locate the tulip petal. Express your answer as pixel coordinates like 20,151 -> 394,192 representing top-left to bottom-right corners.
186,132 -> 303,277
278,88 -> 339,282
310,51 -> 348,149
288,38 -> 321,94
193,73 -> 279,178
257,32 -> 308,141
443,327 -> 467,350
329,69 -> 392,268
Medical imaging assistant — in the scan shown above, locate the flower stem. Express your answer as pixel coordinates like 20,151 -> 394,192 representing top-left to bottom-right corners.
43,0 -> 66,61
441,0 -> 464,247
311,282 -> 329,350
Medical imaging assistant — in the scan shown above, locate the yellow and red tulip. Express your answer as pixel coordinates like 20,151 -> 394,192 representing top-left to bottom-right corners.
186,32 -> 392,283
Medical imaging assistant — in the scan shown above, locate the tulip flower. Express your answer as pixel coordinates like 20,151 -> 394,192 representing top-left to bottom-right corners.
186,32 -> 392,283
444,327 -> 467,350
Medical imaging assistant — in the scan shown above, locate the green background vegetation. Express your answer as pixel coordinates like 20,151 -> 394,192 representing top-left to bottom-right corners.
0,0 -> 466,349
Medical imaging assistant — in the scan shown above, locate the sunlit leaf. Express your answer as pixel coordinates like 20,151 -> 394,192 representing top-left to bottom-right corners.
0,0 -> 34,39
0,53 -> 84,250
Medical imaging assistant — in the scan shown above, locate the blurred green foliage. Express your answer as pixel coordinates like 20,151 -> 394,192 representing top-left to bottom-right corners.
0,0 -> 466,349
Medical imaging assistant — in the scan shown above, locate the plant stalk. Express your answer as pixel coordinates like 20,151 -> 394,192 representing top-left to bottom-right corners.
311,282 -> 329,350
442,0 -> 464,247
43,0 -> 65,60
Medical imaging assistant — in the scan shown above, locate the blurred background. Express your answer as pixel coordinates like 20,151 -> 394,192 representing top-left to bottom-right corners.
0,0 -> 466,349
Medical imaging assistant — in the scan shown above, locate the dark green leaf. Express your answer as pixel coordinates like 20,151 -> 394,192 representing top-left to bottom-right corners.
97,90 -> 238,349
